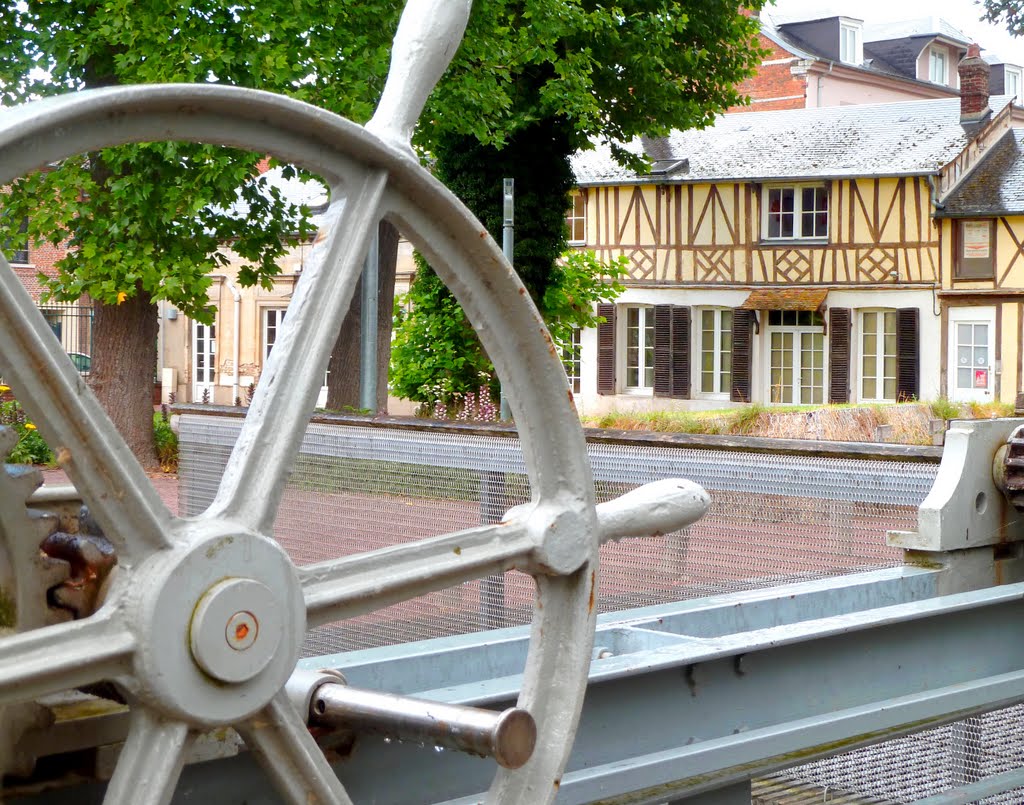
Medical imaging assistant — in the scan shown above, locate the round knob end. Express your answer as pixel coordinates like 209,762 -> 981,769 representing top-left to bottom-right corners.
190,578 -> 282,683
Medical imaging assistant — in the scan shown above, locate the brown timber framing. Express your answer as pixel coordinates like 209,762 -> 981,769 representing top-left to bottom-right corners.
583,177 -> 937,286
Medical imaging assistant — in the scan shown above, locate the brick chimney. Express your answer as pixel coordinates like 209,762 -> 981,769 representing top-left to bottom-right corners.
959,43 -> 990,123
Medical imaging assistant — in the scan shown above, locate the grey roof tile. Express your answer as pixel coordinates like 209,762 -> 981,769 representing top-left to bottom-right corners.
572,96 -> 1014,186
937,128 -> 1024,217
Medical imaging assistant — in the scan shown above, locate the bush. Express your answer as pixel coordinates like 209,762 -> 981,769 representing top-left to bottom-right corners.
0,391 -> 53,465
153,411 -> 178,473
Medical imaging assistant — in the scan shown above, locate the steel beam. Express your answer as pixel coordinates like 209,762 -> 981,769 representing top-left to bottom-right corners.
12,565 -> 982,805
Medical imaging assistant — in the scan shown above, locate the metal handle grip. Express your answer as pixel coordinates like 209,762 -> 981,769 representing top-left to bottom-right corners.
310,682 -> 536,770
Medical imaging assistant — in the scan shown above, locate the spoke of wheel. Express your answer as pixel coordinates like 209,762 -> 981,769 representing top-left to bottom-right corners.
299,518 -> 536,629
239,689 -> 354,805
103,707 -> 192,805
489,567 -> 598,805
0,257 -> 173,565
203,169 -> 388,535
0,610 -> 134,708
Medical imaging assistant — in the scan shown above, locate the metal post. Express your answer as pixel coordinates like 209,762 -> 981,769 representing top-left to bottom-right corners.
359,225 -> 380,413
499,179 -> 513,421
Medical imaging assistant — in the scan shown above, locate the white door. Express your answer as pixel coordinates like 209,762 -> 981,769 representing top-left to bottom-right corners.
192,318 -> 217,402
948,307 -> 995,402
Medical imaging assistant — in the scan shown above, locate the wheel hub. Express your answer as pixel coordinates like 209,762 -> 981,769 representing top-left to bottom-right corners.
122,527 -> 305,726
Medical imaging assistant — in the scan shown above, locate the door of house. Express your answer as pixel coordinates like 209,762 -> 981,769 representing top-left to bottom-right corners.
766,310 -> 826,404
947,307 -> 995,403
192,318 -> 217,402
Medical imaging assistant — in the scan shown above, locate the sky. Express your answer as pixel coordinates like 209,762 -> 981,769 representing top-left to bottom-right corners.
766,0 -> 1024,65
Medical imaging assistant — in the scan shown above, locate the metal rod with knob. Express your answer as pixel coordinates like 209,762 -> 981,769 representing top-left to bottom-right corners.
304,679 -> 536,769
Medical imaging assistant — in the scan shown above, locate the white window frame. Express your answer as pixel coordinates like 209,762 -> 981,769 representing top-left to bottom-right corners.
566,192 -> 586,245
262,306 -> 331,405
698,307 -> 733,398
947,306 -> 995,403
562,328 -> 582,393
929,47 -> 947,85
191,313 -> 217,401
839,21 -> 862,65
1006,66 -> 1022,101
261,307 -> 288,363
621,305 -> 655,393
762,184 -> 829,242
858,309 -> 897,403
764,310 -> 826,405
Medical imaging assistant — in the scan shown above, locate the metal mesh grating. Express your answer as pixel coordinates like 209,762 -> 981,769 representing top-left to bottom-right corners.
758,705 -> 1024,804
177,415 -> 931,658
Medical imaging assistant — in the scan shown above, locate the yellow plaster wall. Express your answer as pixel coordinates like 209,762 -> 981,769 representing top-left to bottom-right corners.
583,177 -> 937,286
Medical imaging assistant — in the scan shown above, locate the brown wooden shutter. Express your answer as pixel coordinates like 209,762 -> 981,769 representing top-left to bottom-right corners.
828,307 -> 852,404
896,307 -> 920,401
653,305 -> 672,397
671,306 -> 691,399
597,303 -> 616,395
730,309 -> 755,403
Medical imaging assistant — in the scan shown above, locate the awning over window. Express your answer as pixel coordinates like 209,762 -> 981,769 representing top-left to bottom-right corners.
739,289 -> 829,311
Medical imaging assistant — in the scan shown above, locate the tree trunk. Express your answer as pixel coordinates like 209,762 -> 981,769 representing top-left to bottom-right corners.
325,219 -> 400,412
88,289 -> 159,470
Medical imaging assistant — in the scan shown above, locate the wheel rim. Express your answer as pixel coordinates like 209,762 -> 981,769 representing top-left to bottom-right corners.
0,84 -> 598,805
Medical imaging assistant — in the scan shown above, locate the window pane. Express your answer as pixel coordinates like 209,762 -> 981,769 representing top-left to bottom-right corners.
957,345 -> 971,366
957,367 -> 972,388
974,347 -> 988,366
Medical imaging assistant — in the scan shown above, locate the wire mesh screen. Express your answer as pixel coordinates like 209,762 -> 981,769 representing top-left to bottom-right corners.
756,705 -> 1024,804
177,414 -> 933,658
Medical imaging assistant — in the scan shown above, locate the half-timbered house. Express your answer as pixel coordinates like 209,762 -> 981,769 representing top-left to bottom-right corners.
568,48 -> 1017,413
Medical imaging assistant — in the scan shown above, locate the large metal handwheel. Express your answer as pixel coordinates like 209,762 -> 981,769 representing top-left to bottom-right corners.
0,4 -> 708,803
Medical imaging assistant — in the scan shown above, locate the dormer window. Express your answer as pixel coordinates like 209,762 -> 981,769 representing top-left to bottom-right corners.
929,48 -> 947,84
1006,66 -> 1022,100
840,21 -> 862,65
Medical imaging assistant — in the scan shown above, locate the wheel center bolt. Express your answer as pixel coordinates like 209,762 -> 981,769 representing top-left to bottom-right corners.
190,578 -> 282,683
226,611 -> 258,650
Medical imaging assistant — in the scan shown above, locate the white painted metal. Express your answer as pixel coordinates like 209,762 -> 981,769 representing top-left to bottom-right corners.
0,0 -> 711,800
889,418 -> 1024,551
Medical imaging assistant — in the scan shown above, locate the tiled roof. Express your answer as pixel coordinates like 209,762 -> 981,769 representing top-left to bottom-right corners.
571,96 -> 1014,186
863,17 -> 971,45
740,288 -> 829,311
936,128 -> 1024,217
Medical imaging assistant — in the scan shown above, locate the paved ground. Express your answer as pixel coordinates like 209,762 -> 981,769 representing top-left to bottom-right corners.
41,468 -> 180,515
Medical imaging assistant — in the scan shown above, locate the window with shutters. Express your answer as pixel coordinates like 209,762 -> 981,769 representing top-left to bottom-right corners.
699,308 -> 732,396
565,193 -> 586,245
623,306 -> 655,391
860,310 -> 897,402
762,184 -> 828,241
767,310 -> 825,404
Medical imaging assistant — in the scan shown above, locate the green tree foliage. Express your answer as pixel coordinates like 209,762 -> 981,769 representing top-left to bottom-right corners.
980,0 -> 1024,37
542,251 -> 628,357
390,249 -> 625,410
390,256 -> 496,408
0,0 -> 399,464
